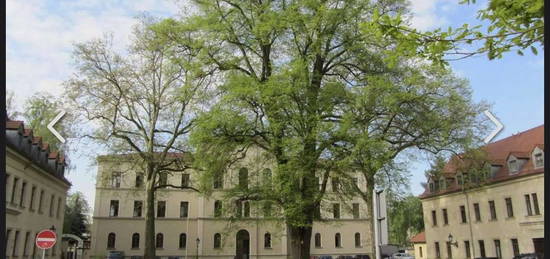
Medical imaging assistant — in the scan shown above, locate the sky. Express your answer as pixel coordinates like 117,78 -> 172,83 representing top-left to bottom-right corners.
6,0 -> 544,209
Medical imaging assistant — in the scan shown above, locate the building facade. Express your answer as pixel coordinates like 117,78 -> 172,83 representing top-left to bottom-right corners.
420,125 -> 544,259
5,119 -> 71,258
90,151 -> 374,259
409,232 -> 426,259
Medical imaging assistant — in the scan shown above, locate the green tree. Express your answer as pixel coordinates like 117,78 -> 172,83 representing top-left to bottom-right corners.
64,17 -> 209,258
6,90 -> 20,119
63,192 -> 91,238
153,1 -> 488,258
388,195 -> 424,247
22,92 -> 69,151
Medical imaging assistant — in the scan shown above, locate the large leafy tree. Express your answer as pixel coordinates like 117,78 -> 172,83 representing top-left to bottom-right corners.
63,192 -> 91,238
387,195 -> 424,246
64,17 -> 211,258
153,1 -> 487,258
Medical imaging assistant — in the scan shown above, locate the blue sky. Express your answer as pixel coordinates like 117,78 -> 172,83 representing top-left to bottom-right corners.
6,0 -> 544,207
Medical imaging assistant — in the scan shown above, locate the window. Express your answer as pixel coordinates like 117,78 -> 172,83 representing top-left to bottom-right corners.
239,168 -> 249,189
110,200 -> 119,217
214,200 -> 222,217
442,209 -> 449,225
457,174 -> 463,185
11,177 -> 19,204
157,201 -> 166,218
111,172 -> 121,188
134,201 -> 143,217
263,201 -> 272,217
439,177 -> 446,190
135,174 -> 144,188
478,240 -> 486,258
12,231 -> 19,256
179,233 -> 187,249
509,159 -> 518,172
435,242 -> 440,258
6,229 -> 11,255
333,203 -> 340,219
531,193 -> 540,215
214,233 -> 221,248
534,153 -> 543,168
236,200 -> 243,217
244,201 -> 250,217
6,174 -> 11,202
419,246 -> 423,257
56,197 -> 62,218
505,198 -> 514,218
446,241 -> 453,259
38,190 -> 44,213
332,177 -> 339,192
474,203 -> 481,221
494,239 -> 502,258
20,181 -> 27,207
32,232 -> 37,257
511,239 -> 519,256
49,194 -> 55,217
180,201 -> 189,218
158,174 -> 167,187
354,233 -> 361,247
335,233 -> 341,248
155,233 -> 164,248
131,233 -> 140,249
489,200 -> 497,220
315,233 -> 322,248
352,203 -> 360,219
264,233 -> 272,248
525,194 -> 533,215
23,232 -> 30,256
429,182 -> 434,192
464,241 -> 471,258
432,210 -> 437,226
213,174 -> 223,189
107,233 -> 116,249
181,173 -> 190,187
460,206 -> 467,223
29,186 -> 36,211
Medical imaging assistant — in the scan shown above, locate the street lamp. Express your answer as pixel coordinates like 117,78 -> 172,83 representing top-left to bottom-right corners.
448,234 -> 459,247
196,238 -> 200,259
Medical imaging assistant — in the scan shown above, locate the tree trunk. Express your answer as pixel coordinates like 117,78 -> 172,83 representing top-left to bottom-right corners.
365,175 -> 377,259
289,225 -> 313,259
144,164 -> 156,259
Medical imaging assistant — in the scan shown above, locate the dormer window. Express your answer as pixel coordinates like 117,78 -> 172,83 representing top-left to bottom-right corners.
456,173 -> 463,185
509,159 -> 518,173
429,182 -> 435,192
439,177 -> 446,190
534,151 -> 544,168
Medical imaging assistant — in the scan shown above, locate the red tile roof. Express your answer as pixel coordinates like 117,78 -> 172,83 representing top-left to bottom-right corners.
421,125 -> 544,198
410,232 -> 425,243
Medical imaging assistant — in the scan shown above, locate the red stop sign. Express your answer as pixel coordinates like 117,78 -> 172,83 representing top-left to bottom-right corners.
36,230 -> 57,249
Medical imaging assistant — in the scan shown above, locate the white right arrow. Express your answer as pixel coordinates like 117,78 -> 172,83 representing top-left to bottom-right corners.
47,110 -> 66,143
483,110 -> 503,144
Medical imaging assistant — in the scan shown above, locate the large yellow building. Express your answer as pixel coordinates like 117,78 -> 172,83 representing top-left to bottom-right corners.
420,125 -> 544,258
5,119 -> 71,258
90,151 -> 374,259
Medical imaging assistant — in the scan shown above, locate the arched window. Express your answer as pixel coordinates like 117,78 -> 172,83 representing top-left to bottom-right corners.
315,233 -> 322,248
214,233 -> 222,248
107,233 -> 116,249
179,233 -> 187,249
354,233 -> 361,247
131,233 -> 139,249
156,233 -> 164,248
335,233 -> 341,248
239,168 -> 248,189
264,233 -> 272,248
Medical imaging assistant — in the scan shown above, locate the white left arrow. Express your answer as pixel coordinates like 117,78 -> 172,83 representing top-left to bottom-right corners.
47,110 -> 66,143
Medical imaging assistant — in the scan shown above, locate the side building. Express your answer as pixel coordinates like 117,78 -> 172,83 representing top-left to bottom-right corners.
420,125 -> 544,259
5,119 -> 71,258
90,151 -> 373,259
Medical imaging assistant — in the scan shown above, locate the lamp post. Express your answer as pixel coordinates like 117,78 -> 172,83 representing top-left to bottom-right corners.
448,234 -> 459,247
196,238 -> 200,259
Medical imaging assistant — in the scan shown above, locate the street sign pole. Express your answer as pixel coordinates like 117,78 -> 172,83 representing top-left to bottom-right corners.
42,248 -> 45,259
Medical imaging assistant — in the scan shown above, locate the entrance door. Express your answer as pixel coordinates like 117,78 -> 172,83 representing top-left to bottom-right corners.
533,238 -> 544,255
236,230 -> 250,259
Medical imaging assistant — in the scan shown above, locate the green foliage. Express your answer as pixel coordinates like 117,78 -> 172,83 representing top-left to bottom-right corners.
63,192 -> 90,238
388,195 -> 424,246
23,92 -> 69,151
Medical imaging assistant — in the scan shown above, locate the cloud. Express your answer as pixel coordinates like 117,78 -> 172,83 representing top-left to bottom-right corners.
406,0 -> 452,31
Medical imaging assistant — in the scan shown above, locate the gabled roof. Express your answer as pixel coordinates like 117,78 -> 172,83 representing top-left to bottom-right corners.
410,232 -> 425,243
